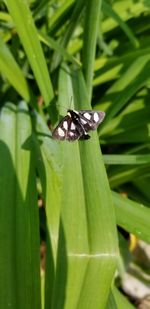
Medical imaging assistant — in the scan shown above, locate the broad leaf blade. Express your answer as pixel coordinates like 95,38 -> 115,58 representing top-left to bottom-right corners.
50,65 -> 118,309
0,101 -> 41,309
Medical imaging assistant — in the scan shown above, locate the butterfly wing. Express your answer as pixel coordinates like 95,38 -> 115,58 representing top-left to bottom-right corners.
52,115 -> 68,141
52,110 -> 105,141
52,115 -> 83,141
78,111 -> 105,131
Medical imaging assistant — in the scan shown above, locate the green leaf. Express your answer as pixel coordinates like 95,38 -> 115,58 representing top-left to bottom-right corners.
100,58 -> 150,132
102,2 -> 139,48
6,0 -> 54,106
106,291 -> 117,309
0,37 -> 29,101
104,125 -> 150,143
33,111 -> 62,259
102,0 -> 148,34
113,191 -> 150,243
109,165 -> 150,188
0,101 -> 41,309
38,31 -> 81,67
31,108 -> 63,308
49,65 -> 118,308
82,0 -> 102,100
112,286 -> 135,309
50,0 -> 85,71
103,154 -> 150,165
134,177 -> 150,203
100,92 -> 150,137
94,47 -> 150,86
49,0 -> 75,35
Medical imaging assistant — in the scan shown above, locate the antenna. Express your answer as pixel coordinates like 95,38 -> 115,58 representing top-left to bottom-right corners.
69,96 -> 73,109
56,96 -> 74,113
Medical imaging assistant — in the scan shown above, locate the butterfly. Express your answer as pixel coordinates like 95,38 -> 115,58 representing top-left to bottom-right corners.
52,109 -> 105,141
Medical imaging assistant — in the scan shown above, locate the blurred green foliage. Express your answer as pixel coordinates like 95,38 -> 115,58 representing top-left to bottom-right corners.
0,0 -> 150,308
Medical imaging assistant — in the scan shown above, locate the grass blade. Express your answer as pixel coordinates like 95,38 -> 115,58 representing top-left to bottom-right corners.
113,191 -> 150,243
49,0 -> 75,34
33,111 -> 62,258
32,111 -> 63,309
106,291 -> 117,309
0,37 -> 29,101
103,154 -> 150,165
38,31 -> 81,67
6,0 -> 54,105
51,65 -> 118,308
100,58 -> 150,132
82,0 -> 102,100
102,0 -> 148,34
109,165 -> 150,188
50,0 -> 85,71
112,286 -> 135,309
0,101 -> 41,308
102,2 -> 139,48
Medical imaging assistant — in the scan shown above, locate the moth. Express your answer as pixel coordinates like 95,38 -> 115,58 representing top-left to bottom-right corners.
52,109 -> 105,141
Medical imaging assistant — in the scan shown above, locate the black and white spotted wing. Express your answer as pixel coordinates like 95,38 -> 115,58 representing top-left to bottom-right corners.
52,115 -> 83,141
78,110 -> 105,131
52,109 -> 105,142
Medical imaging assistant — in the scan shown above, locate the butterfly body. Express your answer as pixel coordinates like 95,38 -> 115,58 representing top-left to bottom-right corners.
52,109 -> 105,141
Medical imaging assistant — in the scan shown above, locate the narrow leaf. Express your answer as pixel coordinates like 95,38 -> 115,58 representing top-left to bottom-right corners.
113,191 -> 150,243
103,154 -> 150,165
82,0 -> 102,100
6,0 -> 54,106
102,2 -> 139,48
0,37 -> 29,101
112,286 -> 135,309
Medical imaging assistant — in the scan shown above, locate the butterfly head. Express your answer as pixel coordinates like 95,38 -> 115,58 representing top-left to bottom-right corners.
67,109 -> 79,117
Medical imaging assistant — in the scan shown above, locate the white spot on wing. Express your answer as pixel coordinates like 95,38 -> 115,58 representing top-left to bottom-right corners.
63,121 -> 68,130
58,127 -> 65,137
70,122 -> 76,130
84,112 -> 91,120
81,118 -> 87,125
94,112 -> 99,122
69,132 -> 74,136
